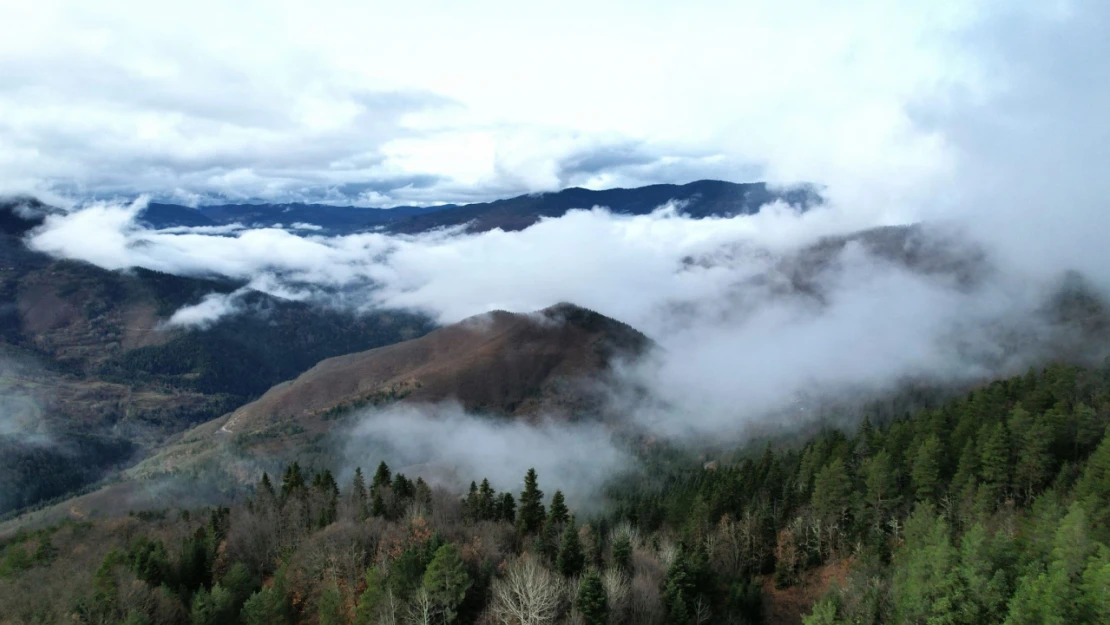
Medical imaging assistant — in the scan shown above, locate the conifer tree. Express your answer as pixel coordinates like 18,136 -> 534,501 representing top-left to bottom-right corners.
415,477 -> 433,508
499,492 -> 516,523
979,423 -> 1012,505
258,472 -> 276,500
477,479 -> 496,521
912,434 -> 942,503
557,516 -> 585,578
548,490 -> 569,526
576,568 -> 609,625
812,458 -> 852,522
392,473 -> 414,500
370,490 -> 386,518
350,467 -> 369,520
611,534 -> 633,574
537,516 -> 559,563
318,580 -> 344,625
372,461 -> 392,492
1016,415 -> 1054,502
423,544 -> 472,623
517,468 -> 546,534
280,462 -> 305,499
464,481 -> 479,521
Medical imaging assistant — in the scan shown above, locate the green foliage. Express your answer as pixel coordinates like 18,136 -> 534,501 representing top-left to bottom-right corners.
240,564 -> 291,625
911,434 -> 942,503
576,568 -> 609,625
372,461 -> 392,492
318,580 -> 344,625
354,567 -> 387,625
557,516 -> 585,577
189,583 -> 234,625
611,533 -> 633,574
548,490 -> 569,526
812,457 -> 852,521
423,544 -> 472,623
517,468 -> 546,534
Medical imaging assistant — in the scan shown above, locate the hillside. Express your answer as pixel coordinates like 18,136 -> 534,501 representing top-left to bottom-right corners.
221,302 -> 649,436
3,364 -> 1109,625
0,199 -> 434,515
4,303 -> 651,523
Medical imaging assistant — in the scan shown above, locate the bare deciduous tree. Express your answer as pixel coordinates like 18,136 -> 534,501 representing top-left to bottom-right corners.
489,554 -> 566,625
601,568 -> 631,624
406,588 -> 434,625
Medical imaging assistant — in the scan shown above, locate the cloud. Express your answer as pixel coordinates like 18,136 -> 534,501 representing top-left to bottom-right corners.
341,402 -> 632,506
163,290 -> 246,329
0,0 -> 1014,206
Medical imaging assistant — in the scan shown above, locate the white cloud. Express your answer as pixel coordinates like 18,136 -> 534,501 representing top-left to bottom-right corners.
0,0 -> 1019,206
342,402 -> 631,505
163,290 -> 246,329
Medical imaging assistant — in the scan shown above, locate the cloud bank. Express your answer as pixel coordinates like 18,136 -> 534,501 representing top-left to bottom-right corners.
340,403 -> 631,505
5,0 -> 1110,493
0,0 -> 1053,207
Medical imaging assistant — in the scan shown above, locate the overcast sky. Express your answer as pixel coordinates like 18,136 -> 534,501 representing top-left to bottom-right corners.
4,0 -> 1093,208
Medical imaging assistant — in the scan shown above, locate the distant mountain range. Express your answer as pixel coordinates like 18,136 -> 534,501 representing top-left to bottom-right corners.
141,180 -> 820,235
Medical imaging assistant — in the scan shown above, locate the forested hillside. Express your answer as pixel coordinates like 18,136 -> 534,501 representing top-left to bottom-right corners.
2,363 -> 1108,624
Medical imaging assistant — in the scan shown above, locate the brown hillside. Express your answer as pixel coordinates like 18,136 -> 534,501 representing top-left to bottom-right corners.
221,303 -> 651,436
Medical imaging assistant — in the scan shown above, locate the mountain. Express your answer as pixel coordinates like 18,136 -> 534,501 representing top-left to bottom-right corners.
387,180 -> 819,234
0,201 -> 434,515
220,302 -> 650,437
137,180 -> 819,235
19,303 -> 651,520
140,201 -> 448,233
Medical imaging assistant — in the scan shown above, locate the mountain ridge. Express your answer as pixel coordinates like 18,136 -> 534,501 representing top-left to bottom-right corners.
135,180 -> 819,234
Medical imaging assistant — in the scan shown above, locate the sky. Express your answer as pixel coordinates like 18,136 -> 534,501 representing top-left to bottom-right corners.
0,0 -> 1070,209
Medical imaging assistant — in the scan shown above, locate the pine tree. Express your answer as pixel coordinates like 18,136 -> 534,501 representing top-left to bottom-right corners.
1015,415 -> 1054,502
372,461 -> 392,492
477,479 -> 496,521
423,544 -> 472,623
517,468 -> 546,534
537,516 -> 559,563
576,568 -> 609,625
812,458 -> 852,523
892,505 -> 960,624
912,434 -> 942,503
354,567 -> 386,625
351,467 -> 369,521
557,516 -> 585,577
392,473 -> 414,500
258,472 -> 276,500
370,491 -> 386,518
548,490 -> 569,526
611,534 -> 633,574
280,462 -> 305,499
862,449 -> 900,527
662,551 -> 694,624
318,580 -> 344,625
463,481 -> 479,520
499,492 -> 516,523
979,423 -> 1011,506
951,439 -> 979,493
415,477 -> 433,508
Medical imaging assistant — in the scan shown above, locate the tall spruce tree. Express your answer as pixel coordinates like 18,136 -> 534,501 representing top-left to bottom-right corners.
548,490 -> 569,526
577,569 -> 609,625
372,461 -> 392,492
517,468 -> 546,534
350,467 -> 369,521
557,516 -> 585,577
